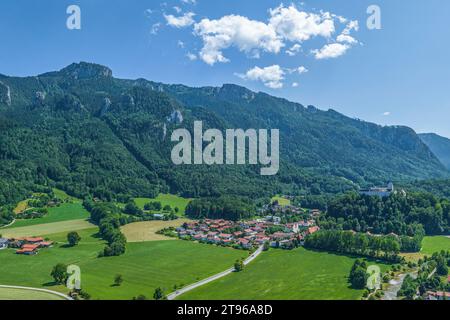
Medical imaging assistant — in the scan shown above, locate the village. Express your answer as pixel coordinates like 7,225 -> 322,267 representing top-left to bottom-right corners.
174,204 -> 321,250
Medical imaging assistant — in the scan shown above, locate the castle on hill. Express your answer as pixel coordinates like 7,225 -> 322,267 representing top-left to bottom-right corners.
359,182 -> 394,198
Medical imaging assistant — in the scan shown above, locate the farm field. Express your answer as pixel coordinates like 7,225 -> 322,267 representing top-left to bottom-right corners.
0,287 -> 66,300
180,248 -> 391,300
134,194 -> 192,216
1,219 -> 95,238
0,228 -> 246,300
271,196 -> 291,207
421,236 -> 450,255
401,236 -> 450,261
9,202 -> 90,229
121,218 -> 191,242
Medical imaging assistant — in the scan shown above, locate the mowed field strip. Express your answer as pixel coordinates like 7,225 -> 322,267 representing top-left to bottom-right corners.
121,219 -> 192,242
0,287 -> 67,300
1,219 -> 95,238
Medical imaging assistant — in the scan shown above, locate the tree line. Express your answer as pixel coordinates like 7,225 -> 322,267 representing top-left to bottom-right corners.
322,192 -> 449,236
304,230 -> 403,262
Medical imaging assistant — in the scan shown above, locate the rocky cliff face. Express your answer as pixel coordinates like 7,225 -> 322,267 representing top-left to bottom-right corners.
0,81 -> 11,106
58,62 -> 113,80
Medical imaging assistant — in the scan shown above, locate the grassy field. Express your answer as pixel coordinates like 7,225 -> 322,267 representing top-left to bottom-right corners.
52,188 -> 78,201
134,194 -> 192,216
271,196 -> 291,207
9,202 -> 90,229
0,228 -> 246,300
1,219 -> 95,238
0,287 -> 66,300
401,236 -> 450,261
121,219 -> 191,242
421,236 -> 450,255
181,248 -> 391,300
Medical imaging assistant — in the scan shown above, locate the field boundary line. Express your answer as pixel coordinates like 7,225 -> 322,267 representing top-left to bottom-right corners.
167,245 -> 264,300
0,284 -> 73,300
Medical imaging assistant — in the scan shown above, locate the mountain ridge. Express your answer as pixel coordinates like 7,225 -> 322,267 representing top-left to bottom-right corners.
0,62 -> 447,205
419,133 -> 450,170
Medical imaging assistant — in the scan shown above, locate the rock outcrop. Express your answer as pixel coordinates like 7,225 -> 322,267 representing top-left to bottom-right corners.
0,81 -> 11,106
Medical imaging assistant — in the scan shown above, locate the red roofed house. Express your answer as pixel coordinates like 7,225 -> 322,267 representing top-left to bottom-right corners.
25,237 -> 44,243
236,238 -> 251,249
307,226 -> 320,235
16,244 -> 39,255
39,241 -> 54,248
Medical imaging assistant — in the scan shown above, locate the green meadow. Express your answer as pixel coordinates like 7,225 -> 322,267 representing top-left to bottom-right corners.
401,236 -> 450,262
181,248 -> 391,300
0,228 -> 246,300
271,196 -> 291,207
7,202 -> 90,229
134,194 -> 192,216
421,236 -> 450,255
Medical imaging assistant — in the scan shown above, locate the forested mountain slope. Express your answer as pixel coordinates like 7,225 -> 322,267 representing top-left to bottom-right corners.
0,62 -> 447,205
419,133 -> 450,170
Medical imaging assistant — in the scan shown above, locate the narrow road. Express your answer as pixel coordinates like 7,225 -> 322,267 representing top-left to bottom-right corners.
0,284 -> 73,300
0,219 -> 16,229
167,245 -> 264,300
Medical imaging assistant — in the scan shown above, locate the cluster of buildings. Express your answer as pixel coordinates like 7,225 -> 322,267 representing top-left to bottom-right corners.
176,218 -> 320,250
0,237 -> 53,255
359,182 -> 395,198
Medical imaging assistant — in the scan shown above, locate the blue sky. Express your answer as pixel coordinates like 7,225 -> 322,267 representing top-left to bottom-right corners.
0,0 -> 449,137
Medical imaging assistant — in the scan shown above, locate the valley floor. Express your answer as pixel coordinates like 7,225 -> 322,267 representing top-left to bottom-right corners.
179,247 -> 391,300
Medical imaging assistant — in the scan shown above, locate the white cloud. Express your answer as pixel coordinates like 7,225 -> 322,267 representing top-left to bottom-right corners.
292,82 -> 299,87
186,52 -> 197,60
296,66 -> 308,74
177,40 -> 185,48
150,23 -> 161,35
165,12 -> 195,28
237,65 -> 285,89
286,44 -> 301,56
383,112 -> 391,116
269,4 -> 335,42
312,43 -> 350,59
342,20 -> 359,35
194,15 -> 283,65
162,3 -> 360,70
287,66 -> 308,74
336,34 -> 357,44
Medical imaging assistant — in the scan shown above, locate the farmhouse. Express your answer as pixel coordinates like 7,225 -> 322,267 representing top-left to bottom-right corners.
16,244 -> 39,255
8,237 -> 54,255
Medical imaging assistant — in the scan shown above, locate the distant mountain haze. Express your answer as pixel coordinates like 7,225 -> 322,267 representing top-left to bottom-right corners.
0,62 -> 448,205
419,133 -> 450,170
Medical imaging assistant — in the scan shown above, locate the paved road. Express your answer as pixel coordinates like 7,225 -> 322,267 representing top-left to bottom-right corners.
0,284 -> 73,300
167,245 -> 264,300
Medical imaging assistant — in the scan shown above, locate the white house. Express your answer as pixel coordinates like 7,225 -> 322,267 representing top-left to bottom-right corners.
359,182 -> 394,198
